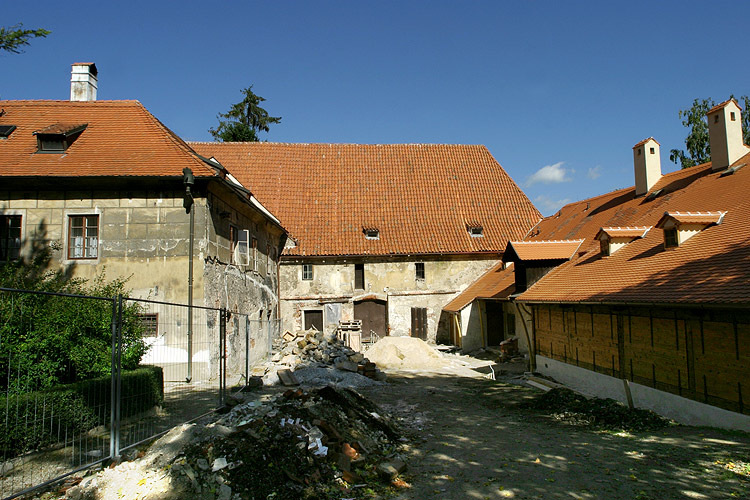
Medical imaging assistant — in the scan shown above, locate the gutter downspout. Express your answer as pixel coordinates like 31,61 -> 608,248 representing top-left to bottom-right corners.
514,301 -> 536,372
183,168 -> 195,383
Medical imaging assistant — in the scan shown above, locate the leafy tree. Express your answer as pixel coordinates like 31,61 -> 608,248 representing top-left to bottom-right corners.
669,96 -> 750,169
0,23 -> 50,54
209,85 -> 281,142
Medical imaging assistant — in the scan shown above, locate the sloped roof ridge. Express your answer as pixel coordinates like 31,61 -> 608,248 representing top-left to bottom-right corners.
132,101 -> 216,177
511,238 -> 584,244
0,99 -> 140,105
186,141 -> 486,147
708,98 -> 740,114
601,226 -> 651,230
632,137 -> 660,148
667,210 -> 726,215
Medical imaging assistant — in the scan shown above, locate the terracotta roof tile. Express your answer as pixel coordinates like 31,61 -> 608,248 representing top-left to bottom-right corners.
517,152 -> 750,305
443,262 -> 515,312
596,227 -> 651,239
655,211 -> 726,227
0,100 -> 216,178
505,240 -> 584,261
632,137 -> 660,148
189,142 -> 541,257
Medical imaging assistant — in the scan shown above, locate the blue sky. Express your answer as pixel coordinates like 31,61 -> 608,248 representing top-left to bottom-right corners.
2,1 -> 749,215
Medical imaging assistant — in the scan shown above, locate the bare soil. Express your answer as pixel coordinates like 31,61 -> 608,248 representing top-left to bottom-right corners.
360,365 -> 750,500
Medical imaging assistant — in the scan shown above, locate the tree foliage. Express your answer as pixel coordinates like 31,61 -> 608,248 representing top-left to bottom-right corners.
0,245 -> 147,393
0,23 -> 50,54
669,96 -> 750,169
209,85 -> 281,142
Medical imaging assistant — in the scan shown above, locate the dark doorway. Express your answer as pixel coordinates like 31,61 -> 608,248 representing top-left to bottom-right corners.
354,299 -> 387,341
304,309 -> 323,331
485,301 -> 505,346
411,307 -> 428,340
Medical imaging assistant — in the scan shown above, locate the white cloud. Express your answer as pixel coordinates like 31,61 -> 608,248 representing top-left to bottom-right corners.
534,195 -> 572,216
587,165 -> 602,180
526,162 -> 572,186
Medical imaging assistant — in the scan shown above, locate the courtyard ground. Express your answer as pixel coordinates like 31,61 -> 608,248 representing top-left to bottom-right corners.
360,362 -> 750,500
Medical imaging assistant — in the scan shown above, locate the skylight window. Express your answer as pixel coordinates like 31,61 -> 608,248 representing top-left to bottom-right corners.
468,226 -> 483,237
0,125 -> 16,139
364,228 -> 379,240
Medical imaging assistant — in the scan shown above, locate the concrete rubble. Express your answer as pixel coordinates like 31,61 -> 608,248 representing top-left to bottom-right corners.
63,385 -> 407,500
253,328 -> 387,388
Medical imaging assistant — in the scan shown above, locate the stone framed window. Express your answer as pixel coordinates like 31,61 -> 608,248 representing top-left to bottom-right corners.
415,262 -> 425,280
68,214 -> 99,259
0,215 -> 22,261
302,263 -> 313,281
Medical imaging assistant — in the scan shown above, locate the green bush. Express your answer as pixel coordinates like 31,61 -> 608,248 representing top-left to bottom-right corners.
0,249 -> 149,392
0,389 -> 98,456
0,365 -> 164,458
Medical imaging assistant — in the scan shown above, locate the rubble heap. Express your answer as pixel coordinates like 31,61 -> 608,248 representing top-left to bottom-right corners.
66,386 -> 408,500
255,328 -> 387,386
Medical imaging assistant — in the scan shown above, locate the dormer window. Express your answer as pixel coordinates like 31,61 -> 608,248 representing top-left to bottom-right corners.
595,227 -> 651,256
468,225 -> 483,237
0,125 -> 16,139
364,228 -> 379,240
664,228 -> 678,248
34,123 -> 87,153
655,211 -> 726,249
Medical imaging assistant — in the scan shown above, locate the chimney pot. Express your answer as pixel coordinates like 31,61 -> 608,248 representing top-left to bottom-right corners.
70,63 -> 98,102
708,99 -> 748,171
633,137 -> 661,196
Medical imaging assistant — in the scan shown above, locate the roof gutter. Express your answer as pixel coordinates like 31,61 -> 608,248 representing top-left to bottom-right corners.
514,298 -> 750,311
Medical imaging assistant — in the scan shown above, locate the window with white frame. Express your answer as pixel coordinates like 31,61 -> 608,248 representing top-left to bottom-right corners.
232,228 -> 250,265
68,215 -> 99,259
302,263 -> 313,280
252,238 -> 258,271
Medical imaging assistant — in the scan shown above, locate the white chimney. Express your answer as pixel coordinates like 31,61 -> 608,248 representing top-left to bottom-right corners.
70,63 -> 98,101
632,137 -> 661,196
708,99 -> 749,171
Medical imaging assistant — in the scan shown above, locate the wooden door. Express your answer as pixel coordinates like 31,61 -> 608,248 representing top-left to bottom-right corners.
304,310 -> 323,331
354,299 -> 387,341
411,307 -> 428,340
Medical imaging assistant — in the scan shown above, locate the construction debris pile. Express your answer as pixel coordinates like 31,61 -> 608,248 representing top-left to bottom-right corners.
255,329 -> 387,388
522,387 -> 672,431
65,386 -> 408,500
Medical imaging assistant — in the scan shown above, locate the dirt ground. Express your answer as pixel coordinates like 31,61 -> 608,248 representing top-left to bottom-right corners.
360,362 -> 750,500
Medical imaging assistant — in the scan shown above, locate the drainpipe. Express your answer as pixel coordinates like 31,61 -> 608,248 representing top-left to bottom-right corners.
513,301 -> 536,372
183,168 -> 195,383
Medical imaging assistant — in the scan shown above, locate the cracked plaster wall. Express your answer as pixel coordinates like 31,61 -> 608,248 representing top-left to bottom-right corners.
279,256 -> 497,342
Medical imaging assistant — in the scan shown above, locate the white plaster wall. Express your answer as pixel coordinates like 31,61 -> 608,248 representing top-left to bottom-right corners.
459,303 -> 484,352
536,355 -> 750,432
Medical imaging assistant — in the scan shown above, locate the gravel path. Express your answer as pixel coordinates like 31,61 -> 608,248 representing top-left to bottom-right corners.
360,367 -> 750,500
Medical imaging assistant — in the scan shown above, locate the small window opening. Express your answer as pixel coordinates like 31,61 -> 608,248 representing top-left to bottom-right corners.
649,147 -> 655,154
302,263 -> 313,280
34,124 -> 87,153
354,263 -> 365,289
469,226 -> 484,237
599,238 -> 610,257
715,114 -> 720,124
664,228 -> 678,248
731,111 -> 737,121
138,314 -> 159,337
364,228 -> 379,240
415,262 -> 425,280
637,148 -> 642,156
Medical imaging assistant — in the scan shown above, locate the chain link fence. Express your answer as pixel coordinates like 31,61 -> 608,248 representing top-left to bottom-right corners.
0,288 -> 276,500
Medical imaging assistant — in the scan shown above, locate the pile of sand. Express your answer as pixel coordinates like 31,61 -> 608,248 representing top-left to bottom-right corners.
365,336 -> 447,370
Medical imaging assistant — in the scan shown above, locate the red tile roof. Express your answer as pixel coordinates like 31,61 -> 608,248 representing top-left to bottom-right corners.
596,227 -> 651,240
189,142 -> 541,257
655,211 -> 726,227
517,153 -> 750,305
0,100 -> 216,178
505,240 -> 584,261
633,137 -> 660,148
443,262 -> 515,312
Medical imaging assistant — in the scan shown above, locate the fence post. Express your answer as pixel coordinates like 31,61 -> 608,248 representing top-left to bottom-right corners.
219,308 -> 226,406
109,294 -> 123,460
245,315 -> 250,387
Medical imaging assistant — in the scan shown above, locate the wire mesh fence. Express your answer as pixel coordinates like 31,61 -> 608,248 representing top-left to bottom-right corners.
0,288 -> 273,500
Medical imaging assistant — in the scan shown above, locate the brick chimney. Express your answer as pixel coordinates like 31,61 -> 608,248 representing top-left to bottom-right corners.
70,63 -> 98,101
632,137 -> 661,196
708,99 -> 749,171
